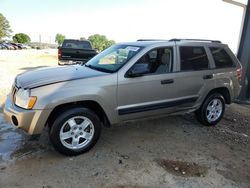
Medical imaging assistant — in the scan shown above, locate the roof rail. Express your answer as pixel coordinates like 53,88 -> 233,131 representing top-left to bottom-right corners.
137,39 -> 168,41
169,38 -> 221,43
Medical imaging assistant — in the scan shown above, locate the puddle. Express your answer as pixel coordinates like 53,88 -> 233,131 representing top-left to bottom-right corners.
0,114 -> 26,161
11,142 -> 47,160
156,159 -> 208,177
0,113 -> 47,162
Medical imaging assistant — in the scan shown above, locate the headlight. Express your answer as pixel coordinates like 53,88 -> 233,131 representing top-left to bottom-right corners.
14,88 -> 37,109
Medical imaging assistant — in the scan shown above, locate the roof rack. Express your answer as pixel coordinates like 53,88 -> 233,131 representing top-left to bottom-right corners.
169,38 -> 221,43
137,39 -> 168,41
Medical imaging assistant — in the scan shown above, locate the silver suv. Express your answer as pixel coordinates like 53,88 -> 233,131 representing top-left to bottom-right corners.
4,39 -> 242,155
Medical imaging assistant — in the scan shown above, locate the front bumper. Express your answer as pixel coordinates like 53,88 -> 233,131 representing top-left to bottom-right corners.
3,96 -> 51,135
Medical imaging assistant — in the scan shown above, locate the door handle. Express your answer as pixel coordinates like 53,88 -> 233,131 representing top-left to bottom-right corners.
161,79 -> 174,85
203,75 -> 213,80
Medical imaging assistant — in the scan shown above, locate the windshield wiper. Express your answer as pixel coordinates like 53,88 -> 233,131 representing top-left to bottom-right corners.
85,64 -> 113,73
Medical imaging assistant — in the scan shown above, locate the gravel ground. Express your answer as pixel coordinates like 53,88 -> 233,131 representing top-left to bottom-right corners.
0,50 -> 249,188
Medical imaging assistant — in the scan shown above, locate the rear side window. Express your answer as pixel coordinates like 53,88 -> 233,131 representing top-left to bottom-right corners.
210,47 -> 235,68
180,46 -> 209,71
62,40 -> 92,49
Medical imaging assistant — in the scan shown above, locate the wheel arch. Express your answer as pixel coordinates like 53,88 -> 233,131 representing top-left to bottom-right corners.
205,87 -> 231,104
46,100 -> 111,128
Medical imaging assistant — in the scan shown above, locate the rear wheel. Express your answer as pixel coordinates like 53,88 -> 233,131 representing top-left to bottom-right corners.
195,93 -> 225,126
49,107 -> 101,156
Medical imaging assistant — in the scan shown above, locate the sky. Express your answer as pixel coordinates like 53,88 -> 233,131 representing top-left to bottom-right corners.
0,0 -> 248,53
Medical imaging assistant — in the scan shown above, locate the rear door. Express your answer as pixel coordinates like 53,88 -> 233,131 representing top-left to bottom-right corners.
173,44 -> 216,107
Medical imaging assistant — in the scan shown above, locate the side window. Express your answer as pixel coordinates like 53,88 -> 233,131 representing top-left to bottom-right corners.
132,47 -> 173,75
180,46 -> 209,71
210,47 -> 235,68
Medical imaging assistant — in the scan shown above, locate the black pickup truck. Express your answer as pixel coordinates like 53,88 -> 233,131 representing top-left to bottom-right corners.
58,39 -> 97,65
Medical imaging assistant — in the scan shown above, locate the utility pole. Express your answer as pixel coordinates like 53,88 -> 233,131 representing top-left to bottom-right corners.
39,34 -> 41,44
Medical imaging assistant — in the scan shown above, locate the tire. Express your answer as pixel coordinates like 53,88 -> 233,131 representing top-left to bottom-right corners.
195,93 -> 225,126
49,107 -> 101,156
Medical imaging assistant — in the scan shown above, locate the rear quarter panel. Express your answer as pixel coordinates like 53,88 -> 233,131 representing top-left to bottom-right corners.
206,45 -> 241,101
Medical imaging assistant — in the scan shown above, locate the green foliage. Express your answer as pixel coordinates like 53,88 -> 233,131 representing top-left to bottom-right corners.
80,37 -> 86,40
0,13 -> 12,39
55,33 -> 65,45
12,33 -> 31,43
106,40 -> 116,48
88,34 -> 115,51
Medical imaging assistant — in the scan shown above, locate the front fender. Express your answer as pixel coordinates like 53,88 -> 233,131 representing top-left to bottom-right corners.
30,75 -> 118,124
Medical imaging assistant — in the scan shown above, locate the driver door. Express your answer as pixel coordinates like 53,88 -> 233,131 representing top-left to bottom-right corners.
117,46 -> 189,121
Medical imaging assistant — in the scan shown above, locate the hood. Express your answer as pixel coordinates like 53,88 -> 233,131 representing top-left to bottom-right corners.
16,65 -> 108,89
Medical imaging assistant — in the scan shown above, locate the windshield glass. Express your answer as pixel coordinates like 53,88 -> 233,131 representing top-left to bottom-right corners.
85,44 -> 143,73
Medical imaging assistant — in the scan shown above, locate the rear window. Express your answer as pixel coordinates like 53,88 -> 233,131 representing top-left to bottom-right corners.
62,40 -> 92,49
210,47 -> 235,68
180,46 -> 209,71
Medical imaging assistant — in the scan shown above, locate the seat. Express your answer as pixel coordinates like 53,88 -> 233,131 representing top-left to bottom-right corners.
140,54 -> 150,64
156,52 -> 171,74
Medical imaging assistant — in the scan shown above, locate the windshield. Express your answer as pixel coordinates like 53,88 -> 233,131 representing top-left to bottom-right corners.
85,44 -> 143,73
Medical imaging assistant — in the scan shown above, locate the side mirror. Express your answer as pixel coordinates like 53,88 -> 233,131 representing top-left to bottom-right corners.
126,64 -> 149,77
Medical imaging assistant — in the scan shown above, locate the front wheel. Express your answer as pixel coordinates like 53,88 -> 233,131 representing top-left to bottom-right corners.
195,93 -> 225,126
49,107 -> 101,156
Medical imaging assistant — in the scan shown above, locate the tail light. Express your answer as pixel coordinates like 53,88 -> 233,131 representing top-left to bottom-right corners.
58,47 -> 62,59
236,68 -> 242,82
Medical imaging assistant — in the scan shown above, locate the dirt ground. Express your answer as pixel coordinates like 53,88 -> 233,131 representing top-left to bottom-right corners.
0,50 -> 249,188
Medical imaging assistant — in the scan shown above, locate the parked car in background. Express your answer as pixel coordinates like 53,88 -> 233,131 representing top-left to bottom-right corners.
58,39 -> 97,65
1,43 -> 14,50
4,39 -> 242,156
10,43 -> 19,50
0,42 -> 31,50
19,44 -> 31,49
0,44 -> 7,49
10,43 -> 22,50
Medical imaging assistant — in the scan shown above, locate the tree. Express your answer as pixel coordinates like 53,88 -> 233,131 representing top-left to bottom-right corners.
80,37 -> 86,40
88,34 -> 115,51
0,13 -> 12,39
106,40 -> 115,48
55,33 -> 65,45
12,33 -> 31,43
